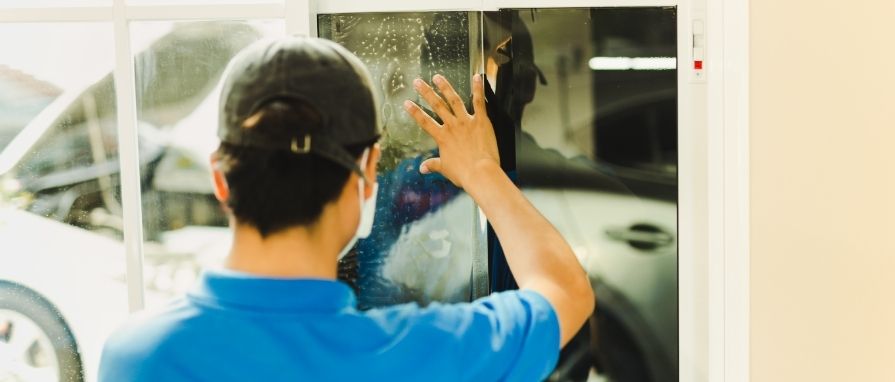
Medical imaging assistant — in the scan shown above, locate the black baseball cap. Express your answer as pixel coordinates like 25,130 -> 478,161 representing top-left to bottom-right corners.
218,36 -> 381,181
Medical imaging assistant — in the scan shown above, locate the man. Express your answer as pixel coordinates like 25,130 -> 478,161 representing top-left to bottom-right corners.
99,36 -> 594,381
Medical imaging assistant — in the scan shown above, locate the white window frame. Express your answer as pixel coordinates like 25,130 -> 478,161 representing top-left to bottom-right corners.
0,0 -> 749,380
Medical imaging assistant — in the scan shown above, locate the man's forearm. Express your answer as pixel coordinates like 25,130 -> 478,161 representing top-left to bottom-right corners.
463,160 -> 594,345
404,73 -> 594,346
463,161 -> 575,286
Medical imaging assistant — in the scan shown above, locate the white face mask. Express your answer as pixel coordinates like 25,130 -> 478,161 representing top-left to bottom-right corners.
338,148 -> 378,260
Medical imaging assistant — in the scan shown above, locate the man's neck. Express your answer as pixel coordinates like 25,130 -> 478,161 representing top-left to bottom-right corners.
225,222 -> 340,279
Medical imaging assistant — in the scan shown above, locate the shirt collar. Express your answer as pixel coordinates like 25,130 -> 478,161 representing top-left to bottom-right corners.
188,269 -> 357,313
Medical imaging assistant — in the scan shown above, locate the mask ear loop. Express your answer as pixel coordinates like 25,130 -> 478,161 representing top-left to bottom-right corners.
211,160 -> 231,203
355,147 -> 377,239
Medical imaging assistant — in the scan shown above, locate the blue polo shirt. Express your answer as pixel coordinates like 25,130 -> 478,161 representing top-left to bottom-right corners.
99,270 -> 560,381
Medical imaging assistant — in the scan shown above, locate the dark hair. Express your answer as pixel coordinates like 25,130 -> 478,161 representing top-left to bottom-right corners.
215,100 -> 373,237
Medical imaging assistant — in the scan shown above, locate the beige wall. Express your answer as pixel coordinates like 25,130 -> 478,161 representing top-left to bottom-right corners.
750,0 -> 895,380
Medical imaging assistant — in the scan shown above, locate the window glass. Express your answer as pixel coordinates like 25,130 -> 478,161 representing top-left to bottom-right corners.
130,20 -> 285,306
319,12 -> 484,308
0,22 -> 125,382
485,8 -> 678,381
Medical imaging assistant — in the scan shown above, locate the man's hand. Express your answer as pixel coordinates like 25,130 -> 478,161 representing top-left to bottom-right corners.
403,74 -> 499,189
404,73 -> 595,348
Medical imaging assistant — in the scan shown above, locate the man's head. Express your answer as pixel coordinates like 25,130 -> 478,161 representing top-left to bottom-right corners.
210,36 -> 381,246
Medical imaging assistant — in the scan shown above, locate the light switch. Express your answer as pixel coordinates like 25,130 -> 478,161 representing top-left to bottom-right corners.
691,18 -> 705,82
694,34 -> 705,48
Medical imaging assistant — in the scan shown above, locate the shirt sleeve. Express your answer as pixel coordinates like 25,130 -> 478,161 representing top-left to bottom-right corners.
430,289 -> 561,382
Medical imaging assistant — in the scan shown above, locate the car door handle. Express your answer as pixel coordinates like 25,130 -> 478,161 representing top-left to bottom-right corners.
606,223 -> 674,251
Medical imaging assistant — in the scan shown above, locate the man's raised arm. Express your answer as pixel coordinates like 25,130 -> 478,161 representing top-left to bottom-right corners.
403,74 -> 595,347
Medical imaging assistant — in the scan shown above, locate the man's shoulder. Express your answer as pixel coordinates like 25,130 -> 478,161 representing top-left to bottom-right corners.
358,290 -> 560,381
100,299 -> 201,369
114,298 -> 199,334
362,289 -> 555,336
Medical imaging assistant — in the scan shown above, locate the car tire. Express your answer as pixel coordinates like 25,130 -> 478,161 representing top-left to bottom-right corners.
550,302 -> 653,382
590,306 -> 653,382
0,281 -> 84,382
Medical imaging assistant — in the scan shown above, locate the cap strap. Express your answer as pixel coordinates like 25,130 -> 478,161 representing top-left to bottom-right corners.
219,132 -> 371,183
304,134 -> 371,183
290,135 -> 312,154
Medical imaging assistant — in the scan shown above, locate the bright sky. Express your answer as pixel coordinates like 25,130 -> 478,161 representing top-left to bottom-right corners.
0,21 -> 282,93
0,22 -> 177,92
0,23 -> 113,90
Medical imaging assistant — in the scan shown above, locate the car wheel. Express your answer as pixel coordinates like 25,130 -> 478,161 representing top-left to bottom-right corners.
550,302 -> 653,382
590,306 -> 654,382
0,281 -> 84,382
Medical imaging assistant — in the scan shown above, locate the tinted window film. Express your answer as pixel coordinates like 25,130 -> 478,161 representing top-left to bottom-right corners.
485,8 -> 678,381
319,12 -> 484,308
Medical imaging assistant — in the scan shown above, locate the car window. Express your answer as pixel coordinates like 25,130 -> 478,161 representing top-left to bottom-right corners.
14,81 -> 118,182
319,12 -> 484,308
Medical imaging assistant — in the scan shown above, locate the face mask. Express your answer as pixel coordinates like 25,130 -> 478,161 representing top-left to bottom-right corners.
338,148 -> 378,260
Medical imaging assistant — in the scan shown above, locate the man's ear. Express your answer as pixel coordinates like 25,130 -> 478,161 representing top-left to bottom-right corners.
210,154 -> 230,203
363,144 -> 381,199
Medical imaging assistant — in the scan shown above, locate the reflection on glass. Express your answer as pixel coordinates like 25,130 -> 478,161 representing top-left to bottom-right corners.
0,22 -> 126,382
130,20 -> 285,305
319,12 -> 483,308
485,8 -> 678,382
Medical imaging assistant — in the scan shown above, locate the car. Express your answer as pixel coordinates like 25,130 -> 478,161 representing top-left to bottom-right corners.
0,22 -> 251,382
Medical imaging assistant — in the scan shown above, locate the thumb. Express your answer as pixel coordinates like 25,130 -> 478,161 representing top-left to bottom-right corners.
420,157 -> 443,175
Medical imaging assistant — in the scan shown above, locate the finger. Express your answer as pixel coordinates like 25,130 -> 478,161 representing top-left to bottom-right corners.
414,78 -> 454,122
420,157 -> 442,175
472,74 -> 487,115
433,74 -> 467,117
404,100 -> 442,140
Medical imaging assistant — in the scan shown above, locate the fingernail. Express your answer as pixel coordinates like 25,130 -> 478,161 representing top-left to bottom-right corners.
403,100 -> 413,110
419,164 -> 429,174
413,78 -> 423,88
474,74 -> 482,83
433,75 -> 444,84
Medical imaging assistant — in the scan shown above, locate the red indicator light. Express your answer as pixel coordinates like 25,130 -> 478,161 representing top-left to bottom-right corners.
694,60 -> 703,70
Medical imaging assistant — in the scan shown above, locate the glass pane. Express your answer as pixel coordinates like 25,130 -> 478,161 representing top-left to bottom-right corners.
319,12 -> 484,309
485,8 -> 678,382
0,22 -> 124,382
130,20 -> 285,307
